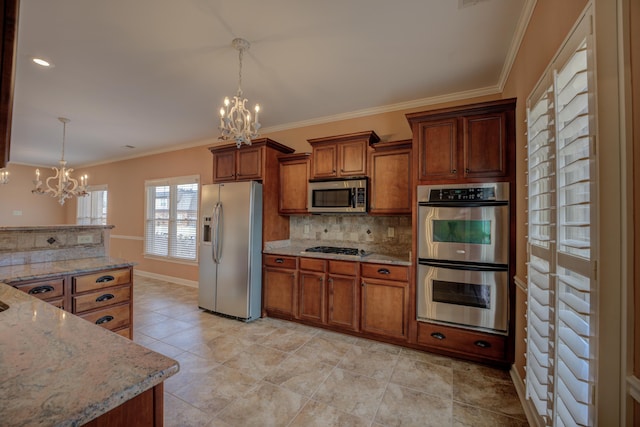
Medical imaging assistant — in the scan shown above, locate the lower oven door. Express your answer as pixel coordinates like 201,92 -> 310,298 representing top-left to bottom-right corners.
417,260 -> 508,334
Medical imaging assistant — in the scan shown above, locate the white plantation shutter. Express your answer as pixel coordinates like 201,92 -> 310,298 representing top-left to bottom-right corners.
144,176 -> 199,262
525,7 -> 596,427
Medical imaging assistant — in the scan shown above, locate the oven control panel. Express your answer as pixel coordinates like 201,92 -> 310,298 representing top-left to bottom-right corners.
429,186 -> 496,202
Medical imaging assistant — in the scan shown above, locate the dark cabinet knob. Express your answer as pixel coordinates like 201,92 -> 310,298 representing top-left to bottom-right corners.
465,168 -> 470,174
96,293 -> 115,303
29,285 -> 54,295
377,268 -> 390,275
275,258 -> 284,264
96,315 -> 114,325
96,275 -> 115,283
430,332 -> 446,340
474,340 -> 491,349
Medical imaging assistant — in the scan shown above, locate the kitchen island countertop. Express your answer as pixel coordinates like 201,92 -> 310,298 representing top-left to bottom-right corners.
0,281 -> 178,426
0,256 -> 135,283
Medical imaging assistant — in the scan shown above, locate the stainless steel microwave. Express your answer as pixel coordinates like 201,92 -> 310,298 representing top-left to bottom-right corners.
308,178 -> 367,214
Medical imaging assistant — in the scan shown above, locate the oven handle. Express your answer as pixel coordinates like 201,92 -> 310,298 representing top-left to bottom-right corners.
418,201 -> 508,207
419,259 -> 508,272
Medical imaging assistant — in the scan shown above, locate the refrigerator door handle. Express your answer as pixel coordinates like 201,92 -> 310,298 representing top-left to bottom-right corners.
212,201 -> 223,264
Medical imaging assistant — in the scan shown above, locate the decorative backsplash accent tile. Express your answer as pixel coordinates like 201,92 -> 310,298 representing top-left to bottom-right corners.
0,226 -> 113,267
290,215 -> 411,257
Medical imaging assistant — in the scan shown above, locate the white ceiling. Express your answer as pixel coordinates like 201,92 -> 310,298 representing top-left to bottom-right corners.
9,0 -> 529,167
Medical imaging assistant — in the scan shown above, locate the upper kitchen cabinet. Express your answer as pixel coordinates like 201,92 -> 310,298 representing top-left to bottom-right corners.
210,139 -> 293,183
369,139 -> 412,215
406,98 -> 516,184
308,130 -> 380,179
278,152 -> 310,214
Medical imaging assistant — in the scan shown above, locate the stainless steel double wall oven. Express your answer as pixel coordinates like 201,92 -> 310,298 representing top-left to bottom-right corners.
417,182 -> 510,334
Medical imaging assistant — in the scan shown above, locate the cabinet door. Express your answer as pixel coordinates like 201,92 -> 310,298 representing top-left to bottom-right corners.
462,112 -> 508,178
369,148 -> 412,214
279,158 -> 309,214
298,271 -> 326,324
339,140 -> 367,176
236,146 -> 263,180
312,144 -> 338,178
264,267 -> 297,317
212,150 -> 237,182
361,278 -> 408,340
327,275 -> 359,331
417,119 -> 458,181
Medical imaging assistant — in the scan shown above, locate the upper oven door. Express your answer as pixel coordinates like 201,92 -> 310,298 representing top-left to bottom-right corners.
418,201 -> 509,265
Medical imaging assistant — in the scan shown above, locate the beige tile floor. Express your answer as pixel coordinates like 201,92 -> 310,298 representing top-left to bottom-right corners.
133,275 -> 529,427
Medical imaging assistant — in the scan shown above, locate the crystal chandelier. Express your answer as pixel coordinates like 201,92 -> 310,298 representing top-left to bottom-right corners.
218,38 -> 261,148
32,117 -> 88,205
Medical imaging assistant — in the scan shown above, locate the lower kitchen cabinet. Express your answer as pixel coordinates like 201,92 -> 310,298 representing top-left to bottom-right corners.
327,260 -> 359,332
360,263 -> 409,340
298,257 -> 327,324
416,321 -> 507,363
263,255 -> 298,318
10,266 -> 134,339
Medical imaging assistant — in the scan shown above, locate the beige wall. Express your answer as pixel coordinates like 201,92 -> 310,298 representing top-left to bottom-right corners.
0,163 -> 67,225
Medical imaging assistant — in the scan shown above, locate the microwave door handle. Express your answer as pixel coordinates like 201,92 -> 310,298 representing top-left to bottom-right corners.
351,188 -> 356,208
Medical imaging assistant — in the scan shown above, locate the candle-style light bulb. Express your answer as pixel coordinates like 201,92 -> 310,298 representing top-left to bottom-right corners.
36,169 -> 40,180
254,104 -> 260,124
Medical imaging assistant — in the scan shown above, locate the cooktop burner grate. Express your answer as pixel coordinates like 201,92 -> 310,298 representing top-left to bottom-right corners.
304,246 -> 360,256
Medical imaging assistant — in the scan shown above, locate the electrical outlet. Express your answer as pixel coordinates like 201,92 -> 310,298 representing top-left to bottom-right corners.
303,224 -> 310,234
78,235 -> 93,244
12,210 -> 22,216
388,227 -> 395,238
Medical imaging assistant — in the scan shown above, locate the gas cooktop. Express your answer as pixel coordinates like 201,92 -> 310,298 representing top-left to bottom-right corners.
303,246 -> 364,256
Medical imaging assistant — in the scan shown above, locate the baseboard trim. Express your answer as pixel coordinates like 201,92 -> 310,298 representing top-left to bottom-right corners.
134,270 -> 198,288
510,365 -> 544,427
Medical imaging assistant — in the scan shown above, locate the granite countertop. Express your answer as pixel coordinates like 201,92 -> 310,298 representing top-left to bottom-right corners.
0,257 -> 135,283
0,283 -> 179,426
263,244 -> 411,266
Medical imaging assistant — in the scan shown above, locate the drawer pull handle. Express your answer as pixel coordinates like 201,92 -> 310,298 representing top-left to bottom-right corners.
275,258 -> 284,264
431,332 -> 446,340
377,268 -> 390,275
29,285 -> 54,295
96,315 -> 114,325
96,293 -> 115,303
474,340 -> 491,349
96,275 -> 115,283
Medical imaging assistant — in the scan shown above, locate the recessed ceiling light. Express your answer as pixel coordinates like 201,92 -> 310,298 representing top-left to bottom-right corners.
32,57 -> 52,67
122,145 -> 136,149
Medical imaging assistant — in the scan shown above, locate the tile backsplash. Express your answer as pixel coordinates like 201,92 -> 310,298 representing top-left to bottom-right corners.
289,215 -> 411,257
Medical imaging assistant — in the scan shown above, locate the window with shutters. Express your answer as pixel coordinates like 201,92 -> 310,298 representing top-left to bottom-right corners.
144,175 -> 199,262
525,5 -> 597,426
76,185 -> 108,225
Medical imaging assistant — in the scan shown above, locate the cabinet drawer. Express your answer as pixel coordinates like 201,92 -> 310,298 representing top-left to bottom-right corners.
416,322 -> 506,360
329,260 -> 357,276
78,304 -> 130,331
299,257 -> 327,272
73,285 -> 131,314
13,278 -> 64,300
361,263 -> 408,282
73,268 -> 131,293
263,255 -> 297,269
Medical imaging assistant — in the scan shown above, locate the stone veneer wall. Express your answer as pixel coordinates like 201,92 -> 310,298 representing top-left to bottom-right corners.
289,215 -> 411,258
0,225 -> 113,267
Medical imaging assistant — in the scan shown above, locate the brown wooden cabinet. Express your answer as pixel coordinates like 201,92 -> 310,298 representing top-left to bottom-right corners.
327,260 -> 359,332
278,153 -> 310,214
10,266 -> 134,339
406,98 -> 516,183
1,0 -> 19,169
211,145 -> 262,182
298,257 -> 327,324
263,254 -> 298,318
307,131 -> 380,179
12,276 -> 66,310
360,263 -> 409,340
369,139 -> 412,215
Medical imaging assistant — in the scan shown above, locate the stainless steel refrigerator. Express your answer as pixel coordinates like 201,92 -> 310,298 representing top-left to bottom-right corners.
198,181 -> 262,321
